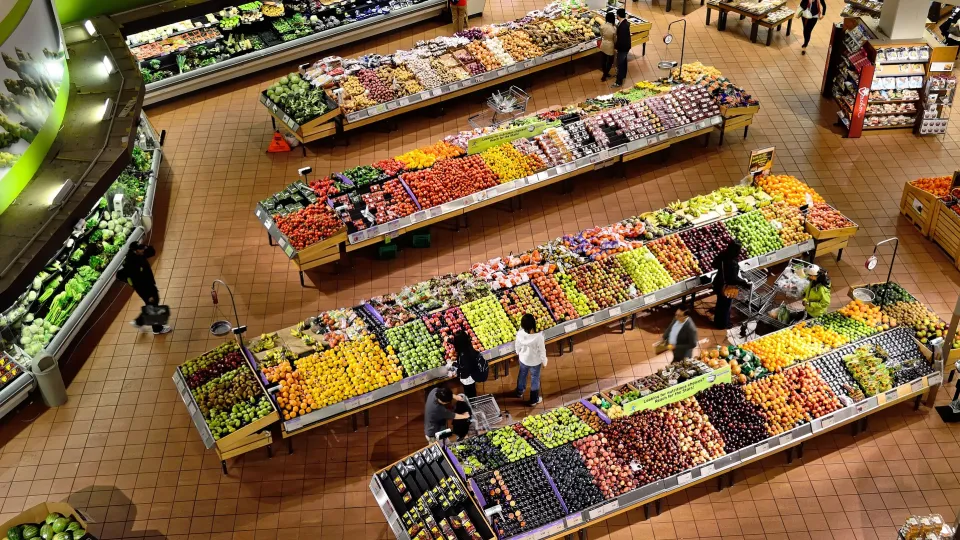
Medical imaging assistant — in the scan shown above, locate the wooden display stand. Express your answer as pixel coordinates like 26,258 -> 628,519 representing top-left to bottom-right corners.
716,104 -> 759,145
806,205 -> 859,261
291,229 -> 346,285
705,0 -> 791,46
900,181 -> 942,237
931,200 -> 960,265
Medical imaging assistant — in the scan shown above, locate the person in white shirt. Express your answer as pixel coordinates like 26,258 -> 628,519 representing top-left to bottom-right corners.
514,314 -> 547,406
663,308 -> 697,360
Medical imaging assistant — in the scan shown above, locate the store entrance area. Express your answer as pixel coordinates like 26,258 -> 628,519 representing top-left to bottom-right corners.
2,2 -> 960,540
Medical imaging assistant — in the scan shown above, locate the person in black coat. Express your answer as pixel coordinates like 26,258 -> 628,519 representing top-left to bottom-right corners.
798,0 -> 827,54
452,330 -> 479,398
712,240 -> 749,330
116,242 -> 170,334
612,8 -> 631,88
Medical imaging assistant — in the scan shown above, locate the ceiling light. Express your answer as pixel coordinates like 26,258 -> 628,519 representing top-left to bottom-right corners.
102,55 -> 114,74
101,98 -> 113,120
84,20 -> 96,36
49,179 -> 75,206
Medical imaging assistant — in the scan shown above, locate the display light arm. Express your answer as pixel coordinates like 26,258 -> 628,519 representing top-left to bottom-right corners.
211,279 -> 246,343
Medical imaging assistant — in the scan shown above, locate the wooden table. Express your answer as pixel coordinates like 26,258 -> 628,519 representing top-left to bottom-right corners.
705,2 -> 792,46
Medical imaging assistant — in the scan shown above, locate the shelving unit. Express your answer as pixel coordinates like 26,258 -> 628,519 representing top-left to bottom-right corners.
823,17 -> 956,138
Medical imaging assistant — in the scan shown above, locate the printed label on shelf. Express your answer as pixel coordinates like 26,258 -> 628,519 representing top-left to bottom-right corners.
484,505 -> 502,517
678,472 -> 694,485
813,413 -> 835,432
346,112 -> 359,122
701,463 -> 716,476
358,394 -> 375,407
384,101 -> 397,111
856,396 -> 879,413
609,306 -> 622,317
711,116 -> 722,125
563,322 -> 578,334
411,211 -> 428,223
283,244 -> 295,258
646,136 -> 659,146
583,315 -> 595,326
643,294 -> 656,305
410,93 -> 423,103
697,120 -> 707,129
565,514 -> 584,528
780,432 -> 793,445
255,208 -> 262,219
277,237 -> 287,248
627,139 -> 645,152
431,88 -> 443,97
537,171 -> 549,182
429,206 -> 443,218
929,373 -> 943,386
911,379 -> 923,392
259,94 -> 268,105
263,218 -> 273,230
475,190 -> 488,202
588,500 -> 619,520
498,343 -> 513,356
386,230 -> 400,241
755,442 -> 769,454
399,97 -> 411,107
658,133 -> 669,142
187,401 -> 197,416
348,232 -> 362,244
884,388 -> 899,402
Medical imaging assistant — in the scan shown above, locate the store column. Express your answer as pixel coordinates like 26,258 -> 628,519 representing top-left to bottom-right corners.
878,0 -> 931,38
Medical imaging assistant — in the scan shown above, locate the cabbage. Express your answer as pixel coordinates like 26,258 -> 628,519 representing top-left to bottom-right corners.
20,336 -> 29,345
0,315 -> 6,326
33,277 -> 42,290
24,314 -> 33,323
22,326 -> 32,337
112,210 -> 121,220
102,229 -> 114,240
99,221 -> 108,229
27,291 -> 37,301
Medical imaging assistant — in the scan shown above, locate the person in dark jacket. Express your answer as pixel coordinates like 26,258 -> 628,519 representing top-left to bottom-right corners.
663,309 -> 698,360
452,330 -> 479,398
116,242 -> 171,335
798,0 -> 827,54
612,8 -> 631,88
712,240 -> 749,330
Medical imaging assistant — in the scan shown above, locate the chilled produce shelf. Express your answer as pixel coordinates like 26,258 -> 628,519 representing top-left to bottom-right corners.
0,354 -> 35,422
370,307 -> 944,539
140,0 -> 449,104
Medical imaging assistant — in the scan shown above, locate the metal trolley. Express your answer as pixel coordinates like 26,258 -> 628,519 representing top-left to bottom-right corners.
435,394 -> 508,444
757,258 -> 817,329
468,86 -> 531,129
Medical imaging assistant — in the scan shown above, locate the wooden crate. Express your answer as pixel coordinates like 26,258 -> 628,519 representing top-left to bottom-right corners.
720,104 -> 760,117
293,229 -> 346,267
218,430 -> 273,460
932,202 -> 960,260
900,182 -> 941,237
805,205 -> 859,240
814,236 -> 851,258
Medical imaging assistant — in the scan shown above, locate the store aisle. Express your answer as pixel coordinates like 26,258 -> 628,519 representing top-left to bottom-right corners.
2,2 -> 960,540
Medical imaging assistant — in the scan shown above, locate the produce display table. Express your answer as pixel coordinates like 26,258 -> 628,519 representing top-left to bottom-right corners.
705,0 -> 789,45
370,305 -> 944,540
806,204 -> 859,261
900,179 -> 945,237
171,342 -> 280,473
261,10 -> 651,143
716,104 -> 760,145
931,200 -> 960,268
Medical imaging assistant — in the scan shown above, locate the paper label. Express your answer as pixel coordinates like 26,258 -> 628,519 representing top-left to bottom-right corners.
885,388 -> 899,402
263,218 -> 273,230
412,210 -> 427,222
644,294 -> 656,305
588,500 -> 619,520
780,432 -> 793,444
484,505 -> 502,517
565,514 -> 583,528
358,394 -> 375,407
498,343 -> 513,356
609,306 -> 622,317
563,323 -> 578,334
255,208 -> 262,219
583,316 -> 595,326
399,97 -> 411,107
929,373 -> 943,386
911,379 -> 923,392
187,401 -> 197,416
756,442 -> 769,454
429,207 -> 443,218
701,464 -> 716,476
678,472 -> 694,485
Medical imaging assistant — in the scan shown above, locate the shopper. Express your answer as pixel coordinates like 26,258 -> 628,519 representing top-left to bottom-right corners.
450,0 -> 468,34
613,8 -> 631,88
599,12 -> 617,82
712,241 -> 750,330
803,267 -> 831,318
798,0 -> 827,54
663,308 -> 698,360
424,386 -> 470,442
117,242 -> 171,335
514,314 -> 547,406
452,330 -> 488,398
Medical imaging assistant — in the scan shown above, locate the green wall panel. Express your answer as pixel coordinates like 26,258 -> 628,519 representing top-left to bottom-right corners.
56,0 -> 160,24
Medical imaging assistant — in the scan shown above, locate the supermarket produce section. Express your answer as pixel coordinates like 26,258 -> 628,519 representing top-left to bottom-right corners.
371,282 -> 945,540
174,174 -> 879,470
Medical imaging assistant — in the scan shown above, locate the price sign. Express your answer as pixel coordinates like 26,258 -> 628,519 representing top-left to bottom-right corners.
818,414 -> 835,430
263,218 -> 273,230
498,343 -> 513,356
255,208 -> 262,219
911,379 -> 923,392
712,116 -> 722,125
588,500 -> 619,520
884,388 -> 899,402
701,464 -> 716,476
563,323 -> 578,334
431,88 -> 442,97
929,373 -> 943,386
658,133 -> 669,142
384,101 -> 397,111
537,171 -> 548,182
643,294 -> 656,305
755,442 -> 769,454
412,211 -> 427,222
277,237 -> 287,248
429,207 -> 443,218
386,230 -> 400,241
780,432 -> 793,445
187,401 -> 197,416
358,394 -> 375,407
283,244 -> 295,258
678,472 -> 694,485
410,93 -> 423,103
646,136 -> 659,146
484,505 -> 502,517
259,94 -> 268,105
609,306 -> 622,317
582,315 -> 595,327
565,514 -> 583,528
399,97 -> 411,107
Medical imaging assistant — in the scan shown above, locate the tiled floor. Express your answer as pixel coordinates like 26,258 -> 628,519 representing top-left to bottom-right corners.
3,2 -> 960,540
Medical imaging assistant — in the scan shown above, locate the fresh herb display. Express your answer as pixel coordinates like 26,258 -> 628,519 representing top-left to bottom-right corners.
265,73 -> 328,123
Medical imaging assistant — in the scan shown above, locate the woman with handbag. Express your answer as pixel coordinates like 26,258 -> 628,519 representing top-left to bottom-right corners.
797,0 -> 827,54
599,12 -> 617,82
712,241 -> 750,330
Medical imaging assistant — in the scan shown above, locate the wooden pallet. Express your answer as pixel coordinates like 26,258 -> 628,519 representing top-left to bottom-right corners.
899,182 -> 940,237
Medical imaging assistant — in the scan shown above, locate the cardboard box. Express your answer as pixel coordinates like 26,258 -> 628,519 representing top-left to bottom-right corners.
1,503 -> 92,536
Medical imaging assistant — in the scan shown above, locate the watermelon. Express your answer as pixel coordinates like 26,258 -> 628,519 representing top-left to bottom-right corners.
51,533 -> 70,540
7,525 -> 22,540
43,516 -> 59,526
50,520 -> 68,535
21,525 -> 39,540
40,524 -> 53,540
69,530 -> 85,540
63,524 -> 80,534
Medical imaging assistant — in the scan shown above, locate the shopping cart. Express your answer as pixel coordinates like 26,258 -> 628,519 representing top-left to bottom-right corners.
468,86 -> 531,129
435,394 -> 508,445
756,258 -> 817,329
732,267 -> 773,321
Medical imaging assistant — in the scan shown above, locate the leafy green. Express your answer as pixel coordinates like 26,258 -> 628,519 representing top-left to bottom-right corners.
89,255 -> 106,271
131,147 -> 151,172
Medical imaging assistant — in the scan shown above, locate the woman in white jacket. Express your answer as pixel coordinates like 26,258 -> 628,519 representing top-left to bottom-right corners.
514,314 -> 547,406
